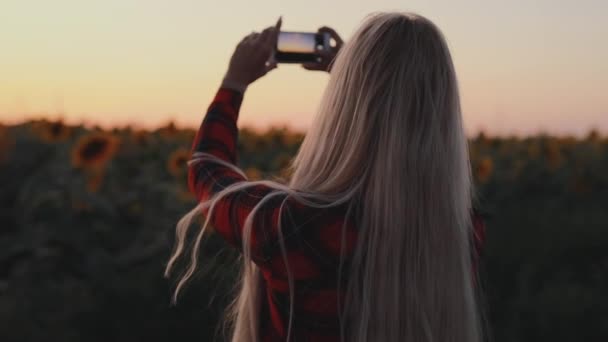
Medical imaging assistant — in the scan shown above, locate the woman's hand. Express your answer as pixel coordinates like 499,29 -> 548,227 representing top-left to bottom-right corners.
222,17 -> 282,92
302,26 -> 344,73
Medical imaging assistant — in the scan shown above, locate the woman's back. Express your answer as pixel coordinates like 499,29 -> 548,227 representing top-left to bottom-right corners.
166,12 -> 487,342
230,195 -> 485,341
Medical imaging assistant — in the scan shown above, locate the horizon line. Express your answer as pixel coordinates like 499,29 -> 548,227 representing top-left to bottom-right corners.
2,113 -> 607,139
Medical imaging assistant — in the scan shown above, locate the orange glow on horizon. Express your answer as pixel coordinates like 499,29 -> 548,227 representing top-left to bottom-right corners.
1,0 -> 607,137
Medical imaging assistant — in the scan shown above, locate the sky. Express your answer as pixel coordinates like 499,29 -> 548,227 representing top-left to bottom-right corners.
1,0 -> 607,136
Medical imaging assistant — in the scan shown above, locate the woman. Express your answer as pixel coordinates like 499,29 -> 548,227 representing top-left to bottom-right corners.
166,12 -> 487,342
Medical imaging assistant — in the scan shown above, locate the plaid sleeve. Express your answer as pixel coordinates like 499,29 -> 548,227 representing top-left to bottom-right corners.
189,87 -> 244,165
188,87 -> 299,267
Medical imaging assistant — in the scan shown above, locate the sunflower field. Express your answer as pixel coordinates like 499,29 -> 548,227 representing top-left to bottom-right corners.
1,120 -> 607,342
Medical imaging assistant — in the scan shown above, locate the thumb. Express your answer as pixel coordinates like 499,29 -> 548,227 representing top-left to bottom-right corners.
265,55 -> 278,71
266,61 -> 278,71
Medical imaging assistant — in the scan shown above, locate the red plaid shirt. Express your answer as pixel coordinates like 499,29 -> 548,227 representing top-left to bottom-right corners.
189,87 -> 487,342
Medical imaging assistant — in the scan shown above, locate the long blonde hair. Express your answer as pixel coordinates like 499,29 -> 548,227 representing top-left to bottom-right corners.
166,11 -> 483,342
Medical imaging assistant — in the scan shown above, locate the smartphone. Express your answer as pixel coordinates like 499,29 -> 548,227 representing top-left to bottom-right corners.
274,31 -> 330,63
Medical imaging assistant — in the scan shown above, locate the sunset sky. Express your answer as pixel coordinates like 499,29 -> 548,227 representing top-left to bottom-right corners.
1,0 -> 607,136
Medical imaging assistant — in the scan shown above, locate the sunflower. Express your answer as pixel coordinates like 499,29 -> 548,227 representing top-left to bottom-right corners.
526,140 -> 541,159
131,129 -> 151,146
180,129 -> 196,142
475,157 -> 493,183
239,127 -> 257,151
586,129 -> 600,143
570,177 -> 591,195
167,148 -> 191,178
271,153 -> 292,171
558,136 -> 578,147
544,139 -> 563,171
279,166 -> 294,180
497,136 -> 518,158
177,186 -> 196,203
158,121 -> 179,140
29,119 -> 48,134
245,167 -> 262,180
284,131 -> 305,147
71,132 -> 120,170
35,119 -> 72,143
128,201 -> 143,215
85,168 -> 106,193
71,198 -> 92,212
508,159 -> 525,180
474,131 -> 490,147
266,126 -> 288,146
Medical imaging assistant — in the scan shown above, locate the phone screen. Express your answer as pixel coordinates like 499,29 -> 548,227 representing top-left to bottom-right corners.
276,31 -> 325,63
278,32 -> 317,53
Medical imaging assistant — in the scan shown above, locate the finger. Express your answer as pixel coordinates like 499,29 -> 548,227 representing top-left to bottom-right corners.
318,26 -> 344,46
317,48 -> 333,57
260,27 -> 275,47
260,26 -> 273,39
243,31 -> 257,43
262,16 -> 282,48
270,16 -> 282,47
267,53 -> 277,66
313,51 -> 332,65
255,63 -> 275,80
265,60 -> 277,71
318,26 -> 342,43
251,33 -> 265,47
301,63 -> 320,71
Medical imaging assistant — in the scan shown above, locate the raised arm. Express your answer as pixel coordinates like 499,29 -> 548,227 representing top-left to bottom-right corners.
188,85 -> 280,262
189,82 -> 343,281
186,18 -> 330,273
